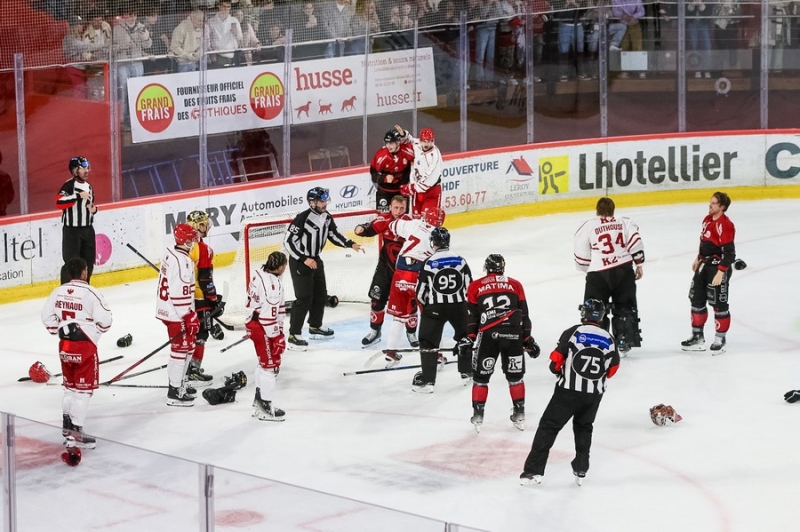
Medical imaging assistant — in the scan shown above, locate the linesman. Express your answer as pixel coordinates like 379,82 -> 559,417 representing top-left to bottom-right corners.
57,156 -> 97,285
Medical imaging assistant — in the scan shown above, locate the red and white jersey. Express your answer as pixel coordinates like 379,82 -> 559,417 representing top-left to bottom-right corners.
388,216 -> 436,263
155,246 -> 196,322
406,134 -> 443,194
574,216 -> 644,272
246,268 -> 286,339
41,280 -> 113,346
698,213 -> 736,270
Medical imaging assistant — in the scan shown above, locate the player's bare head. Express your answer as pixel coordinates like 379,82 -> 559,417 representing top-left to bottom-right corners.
390,195 -> 407,217
596,197 -> 615,217
712,191 -> 731,211
67,257 -> 89,280
264,251 -> 287,274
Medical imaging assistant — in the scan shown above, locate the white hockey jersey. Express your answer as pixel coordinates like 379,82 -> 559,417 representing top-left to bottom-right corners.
41,280 -> 113,346
574,216 -> 644,272
155,246 -> 196,322
389,216 -> 436,263
246,268 -> 286,339
406,133 -> 443,194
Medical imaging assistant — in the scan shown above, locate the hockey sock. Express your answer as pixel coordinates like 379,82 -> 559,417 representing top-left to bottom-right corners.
472,383 -> 489,403
386,319 -> 405,350
192,342 -> 205,365
509,380 -> 525,402
64,389 -> 91,428
690,307 -> 708,328
369,308 -> 385,329
167,351 -> 190,388
255,366 -> 277,402
714,309 -> 731,333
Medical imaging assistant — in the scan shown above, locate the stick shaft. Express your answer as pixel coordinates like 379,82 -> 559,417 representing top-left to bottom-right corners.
345,360 -> 455,376
220,336 -> 250,353
102,336 -> 178,385
106,384 -> 170,389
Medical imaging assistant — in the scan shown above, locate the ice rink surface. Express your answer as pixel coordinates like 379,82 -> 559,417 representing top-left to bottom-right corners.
2,198 -> 800,532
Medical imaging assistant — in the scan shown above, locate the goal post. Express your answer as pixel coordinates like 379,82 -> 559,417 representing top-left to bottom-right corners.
222,209 -> 380,329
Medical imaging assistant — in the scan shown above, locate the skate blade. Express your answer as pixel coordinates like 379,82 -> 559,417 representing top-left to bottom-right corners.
361,338 -> 381,348
287,344 -> 308,352
520,475 -> 543,486
185,379 -> 213,388
681,345 -> 706,352
575,477 -> 583,486
473,423 -> 482,434
384,359 -> 402,369
253,412 -> 286,422
512,421 -> 525,431
309,334 -> 335,340
166,400 -> 195,407
711,348 -> 727,356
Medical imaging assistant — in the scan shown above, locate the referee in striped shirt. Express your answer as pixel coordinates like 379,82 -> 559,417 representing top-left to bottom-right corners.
283,187 -> 362,348
57,157 -> 97,285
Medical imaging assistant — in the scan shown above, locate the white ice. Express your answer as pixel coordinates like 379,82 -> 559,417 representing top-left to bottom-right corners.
2,198 -> 799,532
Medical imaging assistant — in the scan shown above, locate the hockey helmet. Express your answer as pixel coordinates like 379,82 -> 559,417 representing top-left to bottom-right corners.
579,299 -> 606,324
484,254 -> 505,274
28,361 -> 51,383
430,227 -> 450,249
68,156 -> 90,172
419,127 -> 435,142
307,187 -> 330,203
384,129 -> 403,144
173,223 -> 199,246
649,404 -> 683,426
187,210 -> 210,230
422,207 -> 446,227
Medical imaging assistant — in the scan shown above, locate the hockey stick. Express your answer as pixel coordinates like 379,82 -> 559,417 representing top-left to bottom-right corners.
125,243 -> 235,331
365,345 -> 456,368
345,360 -> 456,376
113,364 -> 168,382
101,335 -> 179,385
19,355 -> 124,382
221,335 -> 250,353
106,383 -> 169,389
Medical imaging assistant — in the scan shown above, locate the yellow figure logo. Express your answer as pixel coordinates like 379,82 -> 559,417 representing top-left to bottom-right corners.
539,156 -> 569,195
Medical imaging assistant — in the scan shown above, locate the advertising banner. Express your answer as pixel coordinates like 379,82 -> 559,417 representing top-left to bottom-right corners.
128,49 -> 437,143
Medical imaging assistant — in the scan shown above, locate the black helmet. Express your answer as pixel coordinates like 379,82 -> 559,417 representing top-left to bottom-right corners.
484,254 -> 505,274
384,129 -> 402,143
430,227 -> 450,249
580,299 -> 606,324
68,156 -> 90,172
307,187 -> 330,202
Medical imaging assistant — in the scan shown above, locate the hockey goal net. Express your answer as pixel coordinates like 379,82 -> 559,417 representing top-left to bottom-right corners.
223,209 -> 380,329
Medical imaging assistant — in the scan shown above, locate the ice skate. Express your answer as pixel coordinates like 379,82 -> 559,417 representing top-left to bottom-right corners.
520,472 -> 543,486
384,350 -> 402,368
471,404 -> 485,433
361,328 -> 381,348
680,331 -> 705,351
186,364 -> 213,386
460,372 -> 473,386
510,403 -> 525,431
252,388 -> 285,421
309,326 -> 335,339
573,471 -> 586,486
411,371 -> 434,394
710,335 -> 726,355
287,334 -> 308,351
405,329 -> 419,347
62,415 -> 96,449
166,385 -> 195,407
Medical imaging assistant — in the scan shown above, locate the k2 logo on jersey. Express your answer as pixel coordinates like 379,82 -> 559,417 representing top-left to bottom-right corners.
539,156 -> 569,195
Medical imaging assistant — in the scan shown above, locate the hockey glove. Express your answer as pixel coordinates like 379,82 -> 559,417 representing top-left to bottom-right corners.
400,183 -> 414,197
182,311 -> 200,337
269,335 -> 286,358
784,390 -> 800,403
733,258 -> 747,271
210,295 -> 226,318
523,337 -> 541,358
224,371 -> 248,390
210,322 -> 225,340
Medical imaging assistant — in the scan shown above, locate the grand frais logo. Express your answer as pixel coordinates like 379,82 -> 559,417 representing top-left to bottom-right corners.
134,84 -> 175,133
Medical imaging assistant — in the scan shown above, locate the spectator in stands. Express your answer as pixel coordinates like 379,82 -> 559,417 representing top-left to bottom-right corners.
429,0 -> 460,88
256,0 -> 286,46
208,0 -> 243,68
170,7 -> 207,72
0,149 -> 14,217
347,0 -> 381,55
259,22 -> 287,62
292,2 -> 326,58
320,0 -> 355,58
473,0 -> 506,83
113,4 -> 152,126
525,0 -> 554,82
233,6 -> 260,65
612,0 -> 644,77
687,0 -> 712,78
713,0 -> 740,69
82,9 -> 112,57
64,15 -> 105,99
142,4 -> 172,74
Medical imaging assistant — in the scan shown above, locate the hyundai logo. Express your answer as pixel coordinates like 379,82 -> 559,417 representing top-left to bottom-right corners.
340,185 -> 358,198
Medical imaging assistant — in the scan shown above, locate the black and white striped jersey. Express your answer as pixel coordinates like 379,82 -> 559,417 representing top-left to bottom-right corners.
416,249 -> 472,306
283,209 -> 354,261
549,323 -> 620,394
56,177 -> 95,227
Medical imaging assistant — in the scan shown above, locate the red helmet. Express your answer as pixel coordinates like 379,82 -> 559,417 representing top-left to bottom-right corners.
419,128 -> 435,142
29,361 -> 51,383
422,207 -> 445,227
174,223 -> 199,245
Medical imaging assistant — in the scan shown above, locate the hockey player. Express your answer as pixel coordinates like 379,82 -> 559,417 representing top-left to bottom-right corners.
394,125 -> 443,217
186,209 -> 224,384
41,257 -> 112,449
413,226 -> 473,393
574,197 -> 644,353
284,187 -> 363,348
245,251 -> 288,421
354,195 -> 411,347
380,206 -> 446,367
466,254 -> 540,433
156,223 -> 201,407
681,191 -> 736,354
520,299 -> 620,487
370,129 -> 414,212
